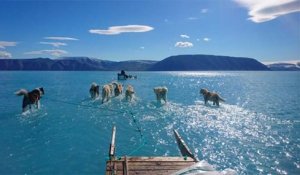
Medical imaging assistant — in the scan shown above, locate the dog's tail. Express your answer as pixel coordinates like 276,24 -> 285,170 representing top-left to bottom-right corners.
112,82 -> 119,87
15,89 -> 28,96
219,96 -> 225,102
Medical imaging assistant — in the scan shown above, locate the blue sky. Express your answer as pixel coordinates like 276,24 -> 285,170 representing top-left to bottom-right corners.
0,0 -> 299,62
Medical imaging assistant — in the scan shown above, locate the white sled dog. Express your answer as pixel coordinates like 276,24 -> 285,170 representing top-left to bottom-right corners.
153,86 -> 168,103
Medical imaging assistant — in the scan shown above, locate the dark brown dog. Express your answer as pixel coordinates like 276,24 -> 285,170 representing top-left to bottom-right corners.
15,87 -> 44,112
89,82 -> 100,99
112,82 -> 123,96
200,88 -> 225,106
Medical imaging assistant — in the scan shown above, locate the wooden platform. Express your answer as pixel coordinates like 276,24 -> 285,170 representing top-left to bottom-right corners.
106,156 -> 196,175
105,126 -> 198,175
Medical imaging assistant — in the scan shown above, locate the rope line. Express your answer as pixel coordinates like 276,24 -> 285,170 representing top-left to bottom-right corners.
126,111 -> 147,156
45,97 -> 131,114
44,96 -> 146,158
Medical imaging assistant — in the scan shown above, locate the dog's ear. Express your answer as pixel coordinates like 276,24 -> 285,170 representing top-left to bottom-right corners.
40,87 -> 45,94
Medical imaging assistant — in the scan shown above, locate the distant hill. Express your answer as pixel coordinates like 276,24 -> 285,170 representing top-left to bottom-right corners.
148,55 -> 269,71
107,60 -> 158,71
0,55 -> 269,71
0,57 -> 157,71
264,61 -> 300,71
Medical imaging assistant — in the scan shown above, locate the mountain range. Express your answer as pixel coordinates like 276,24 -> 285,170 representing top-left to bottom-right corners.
0,57 -> 156,71
148,55 -> 268,71
0,54 -> 273,71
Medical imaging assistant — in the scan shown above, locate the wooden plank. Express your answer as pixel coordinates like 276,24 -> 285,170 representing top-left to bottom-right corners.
127,169 -> 182,175
106,156 -> 197,175
128,164 -> 194,170
106,160 -> 121,175
173,130 -> 199,162
109,126 -> 116,160
115,156 -> 195,162
107,162 -> 194,170
113,161 -> 118,175
124,156 -> 128,175
125,161 -> 195,166
107,166 -> 191,175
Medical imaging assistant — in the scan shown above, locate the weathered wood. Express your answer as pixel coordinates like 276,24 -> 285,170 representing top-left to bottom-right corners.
106,156 -> 197,175
118,156 -> 194,162
114,161 -> 118,175
107,161 -> 195,169
107,163 -> 195,171
109,126 -> 116,160
105,127 -> 199,175
124,156 -> 128,175
173,130 -> 199,162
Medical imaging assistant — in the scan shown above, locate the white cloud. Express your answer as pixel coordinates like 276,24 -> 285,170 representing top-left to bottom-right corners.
203,37 -> 211,42
0,51 -> 12,58
44,37 -> 78,41
262,60 -> 300,65
89,25 -> 154,35
180,34 -> 190,39
0,41 -> 17,49
234,0 -> 300,23
175,41 -> 194,48
40,42 -> 67,47
201,9 -> 208,13
25,49 -> 68,57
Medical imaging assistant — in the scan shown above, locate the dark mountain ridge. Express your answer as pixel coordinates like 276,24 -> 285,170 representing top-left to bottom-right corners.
148,54 -> 269,71
0,54 -> 269,71
0,57 -> 156,71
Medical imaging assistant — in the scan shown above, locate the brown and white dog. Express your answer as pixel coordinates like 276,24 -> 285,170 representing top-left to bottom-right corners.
102,85 -> 111,104
112,82 -> 123,96
200,88 -> 225,106
125,85 -> 134,101
15,87 -> 45,112
108,83 -> 114,96
89,82 -> 100,99
153,86 -> 168,103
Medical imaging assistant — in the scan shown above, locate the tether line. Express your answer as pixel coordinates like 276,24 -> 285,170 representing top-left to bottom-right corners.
44,96 -> 146,158
44,96 -> 129,114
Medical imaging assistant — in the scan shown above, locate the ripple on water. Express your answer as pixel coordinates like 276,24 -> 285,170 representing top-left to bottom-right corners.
12,95 -> 297,174
121,99 -> 297,174
2,71 -> 299,174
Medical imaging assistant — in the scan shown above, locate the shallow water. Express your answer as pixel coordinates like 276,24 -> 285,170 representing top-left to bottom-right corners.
0,71 -> 299,174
